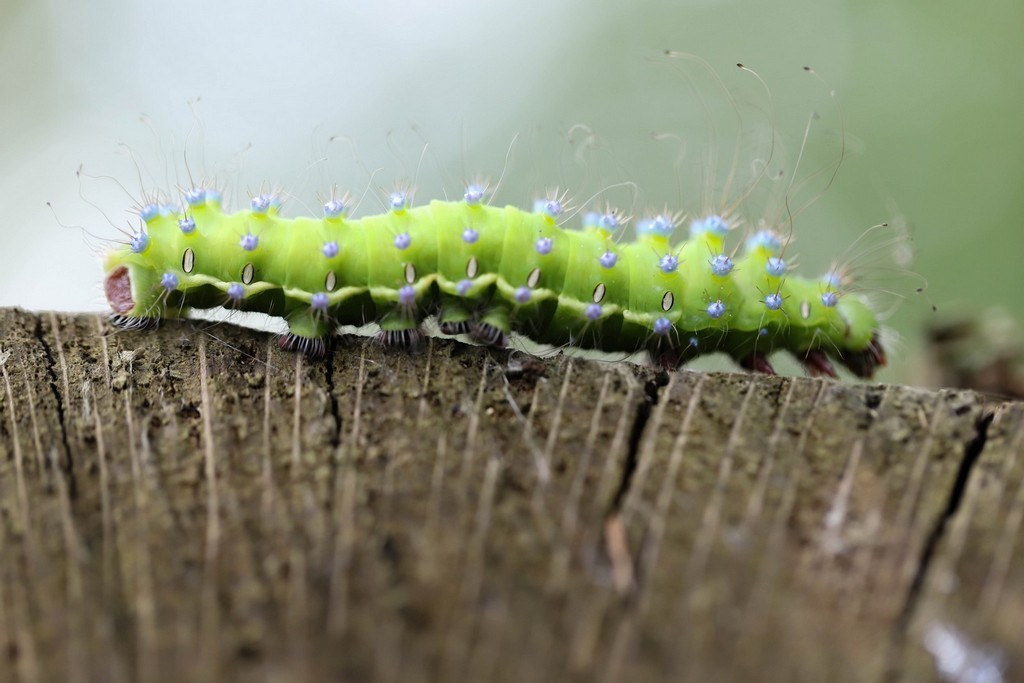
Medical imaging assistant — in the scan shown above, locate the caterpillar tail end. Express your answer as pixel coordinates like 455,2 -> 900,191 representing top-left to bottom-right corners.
838,333 -> 887,379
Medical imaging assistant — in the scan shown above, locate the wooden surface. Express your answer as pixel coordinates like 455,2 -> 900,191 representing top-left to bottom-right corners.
0,307 -> 1021,682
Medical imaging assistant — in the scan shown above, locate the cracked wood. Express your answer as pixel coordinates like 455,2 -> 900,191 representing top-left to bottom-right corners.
0,307 -> 1021,682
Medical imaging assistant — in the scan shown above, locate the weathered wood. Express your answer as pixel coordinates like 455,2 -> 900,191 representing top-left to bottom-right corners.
0,307 -> 1019,682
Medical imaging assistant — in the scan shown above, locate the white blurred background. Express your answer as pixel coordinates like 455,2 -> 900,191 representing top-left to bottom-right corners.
2,0 -> 1022,383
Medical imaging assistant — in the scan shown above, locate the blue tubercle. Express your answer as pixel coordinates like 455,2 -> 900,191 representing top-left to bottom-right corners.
535,199 -> 562,220
653,317 -> 672,336
599,251 -> 618,269
178,217 -> 196,234
456,279 -> 472,296
140,203 -> 161,222
638,215 -> 675,239
535,237 -> 553,255
322,241 -> 339,258
240,233 -> 259,251
585,303 -> 602,321
462,227 -> 479,244
160,272 -> 178,291
464,184 -> 485,205
250,194 -> 272,214
707,300 -> 726,319
129,231 -> 149,254
227,283 -> 245,301
599,212 -> 619,231
323,199 -> 347,219
766,257 -> 787,277
690,214 -> 729,238
658,254 -> 679,274
746,230 -> 782,254
821,291 -> 839,308
389,191 -> 408,212
764,293 -> 783,311
514,286 -> 532,304
311,292 -> 330,311
822,271 -> 843,289
710,254 -> 734,277
184,188 -> 206,207
398,285 -> 416,306
394,233 -> 411,250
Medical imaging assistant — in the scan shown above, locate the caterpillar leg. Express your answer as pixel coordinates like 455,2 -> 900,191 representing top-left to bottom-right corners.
109,314 -> 161,331
651,350 -> 682,371
278,308 -> 331,358
375,312 -> 423,349
375,327 -> 424,348
740,353 -> 777,375
277,333 -> 328,358
438,302 -> 473,336
647,330 -> 705,370
799,349 -> 838,378
439,321 -> 472,335
470,307 -> 511,347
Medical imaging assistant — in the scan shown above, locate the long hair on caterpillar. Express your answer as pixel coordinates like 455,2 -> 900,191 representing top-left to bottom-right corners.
90,56 -> 917,380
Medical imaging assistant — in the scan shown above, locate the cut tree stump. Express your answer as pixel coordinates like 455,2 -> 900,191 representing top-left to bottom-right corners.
0,307 -> 1021,682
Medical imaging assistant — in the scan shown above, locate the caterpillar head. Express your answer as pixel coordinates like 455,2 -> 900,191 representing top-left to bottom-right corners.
103,249 -> 169,325
104,264 -> 135,315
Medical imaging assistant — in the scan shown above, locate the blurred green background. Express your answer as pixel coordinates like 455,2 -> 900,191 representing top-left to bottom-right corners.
1,0 -> 1021,385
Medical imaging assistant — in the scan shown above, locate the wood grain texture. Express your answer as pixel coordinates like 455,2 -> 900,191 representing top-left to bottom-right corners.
0,307 -> 1019,682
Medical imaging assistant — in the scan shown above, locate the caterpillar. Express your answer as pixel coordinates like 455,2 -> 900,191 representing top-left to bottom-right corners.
102,181 -> 886,378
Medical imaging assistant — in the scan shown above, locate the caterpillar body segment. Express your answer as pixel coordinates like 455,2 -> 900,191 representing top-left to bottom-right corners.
103,192 -> 886,377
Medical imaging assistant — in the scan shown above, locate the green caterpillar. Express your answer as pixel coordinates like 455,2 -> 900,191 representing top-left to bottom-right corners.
103,184 -> 885,378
